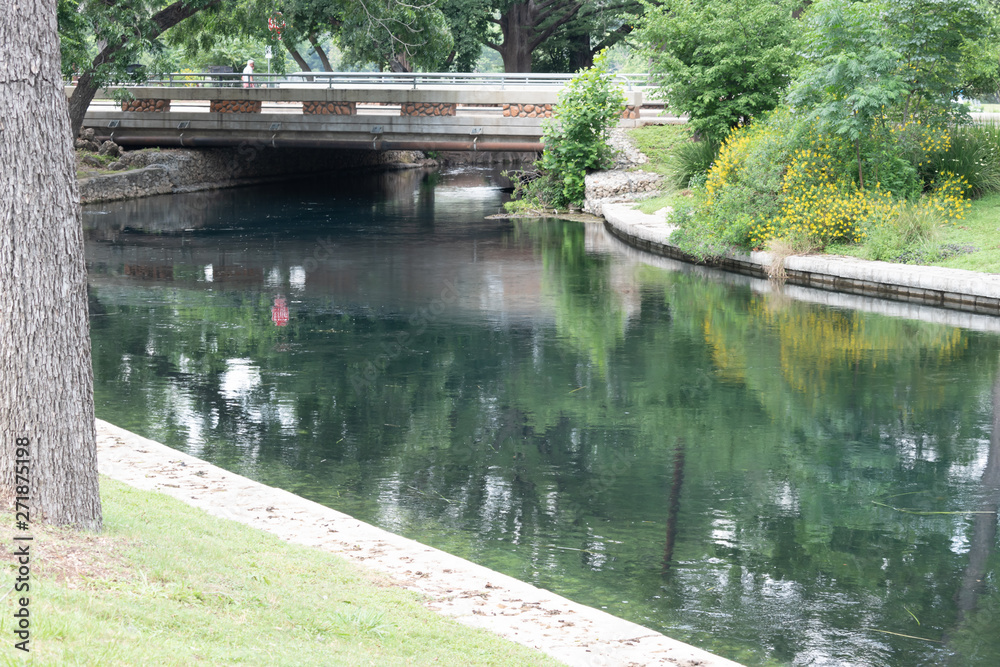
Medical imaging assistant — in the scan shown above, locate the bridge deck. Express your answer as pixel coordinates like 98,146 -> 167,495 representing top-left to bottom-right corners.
74,80 -> 649,152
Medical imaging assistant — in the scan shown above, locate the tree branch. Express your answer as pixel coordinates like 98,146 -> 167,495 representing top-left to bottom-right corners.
529,1 -> 584,51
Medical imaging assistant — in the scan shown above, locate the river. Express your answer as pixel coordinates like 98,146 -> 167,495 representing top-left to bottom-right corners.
83,166 -> 1000,666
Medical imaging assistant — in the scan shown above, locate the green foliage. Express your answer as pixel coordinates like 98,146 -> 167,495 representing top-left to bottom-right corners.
925,122 -> 1000,198
536,51 -> 626,207
788,0 -> 909,186
879,0 -> 992,112
861,204 -> 939,262
655,0 -> 997,262
57,0 -> 93,77
666,137 -> 720,189
789,0 -> 993,187
334,0 -> 454,71
635,0 -> 799,141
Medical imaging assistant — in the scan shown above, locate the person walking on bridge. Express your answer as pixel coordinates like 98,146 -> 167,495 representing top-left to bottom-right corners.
242,59 -> 255,88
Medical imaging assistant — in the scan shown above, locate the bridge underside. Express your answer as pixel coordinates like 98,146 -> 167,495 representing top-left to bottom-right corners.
85,110 -> 546,152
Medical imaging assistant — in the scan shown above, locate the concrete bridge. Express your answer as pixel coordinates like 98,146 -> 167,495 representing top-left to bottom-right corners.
74,72 -> 654,152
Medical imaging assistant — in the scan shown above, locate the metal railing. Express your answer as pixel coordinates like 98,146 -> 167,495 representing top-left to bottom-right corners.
107,71 -> 652,91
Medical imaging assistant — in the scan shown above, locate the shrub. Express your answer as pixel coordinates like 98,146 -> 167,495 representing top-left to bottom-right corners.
925,123 -> 1000,198
672,108 -> 975,258
535,50 -> 626,208
665,138 -> 720,189
635,0 -> 799,142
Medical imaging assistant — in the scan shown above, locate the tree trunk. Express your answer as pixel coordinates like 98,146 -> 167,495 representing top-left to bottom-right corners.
389,52 -> 412,73
568,32 -> 593,72
0,0 -> 102,529
287,44 -> 314,78
492,1 -> 585,73
856,140 -> 864,190
66,0 -> 214,138
497,2 -> 536,72
308,34 -> 334,72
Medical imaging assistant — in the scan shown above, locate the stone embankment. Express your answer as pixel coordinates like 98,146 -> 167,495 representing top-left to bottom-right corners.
583,128 -> 663,217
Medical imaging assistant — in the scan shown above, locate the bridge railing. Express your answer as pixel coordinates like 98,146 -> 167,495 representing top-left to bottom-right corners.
124,71 -> 653,91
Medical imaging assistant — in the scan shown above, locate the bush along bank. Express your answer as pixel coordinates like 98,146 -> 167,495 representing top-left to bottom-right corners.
506,51 -> 626,214
636,0 -> 1000,268
666,109 -> 987,264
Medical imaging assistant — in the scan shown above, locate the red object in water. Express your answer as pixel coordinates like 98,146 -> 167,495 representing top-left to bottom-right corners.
271,296 -> 289,326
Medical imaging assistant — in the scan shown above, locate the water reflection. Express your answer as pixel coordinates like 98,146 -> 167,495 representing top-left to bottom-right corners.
84,170 -> 1000,666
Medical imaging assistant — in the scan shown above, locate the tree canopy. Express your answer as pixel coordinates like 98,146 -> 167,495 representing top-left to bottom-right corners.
634,0 -> 800,141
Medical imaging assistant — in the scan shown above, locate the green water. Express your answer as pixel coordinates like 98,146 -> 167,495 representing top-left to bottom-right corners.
84,167 -> 1000,666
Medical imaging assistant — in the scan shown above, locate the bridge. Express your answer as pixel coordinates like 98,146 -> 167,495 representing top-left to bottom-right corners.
74,72 -> 656,152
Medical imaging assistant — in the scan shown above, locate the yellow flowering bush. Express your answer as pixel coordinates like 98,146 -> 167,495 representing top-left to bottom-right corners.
672,108 -> 976,261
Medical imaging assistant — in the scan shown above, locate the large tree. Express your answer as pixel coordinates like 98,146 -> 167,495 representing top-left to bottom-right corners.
67,0 -> 219,139
532,0 -> 642,72
443,0 -> 589,72
1,0 -> 102,528
635,0 -> 800,140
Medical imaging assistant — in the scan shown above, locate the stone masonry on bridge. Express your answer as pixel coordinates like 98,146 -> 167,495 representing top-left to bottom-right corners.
400,102 -> 457,117
302,101 -> 356,115
210,100 -> 262,113
77,84 -> 647,151
122,99 -> 171,112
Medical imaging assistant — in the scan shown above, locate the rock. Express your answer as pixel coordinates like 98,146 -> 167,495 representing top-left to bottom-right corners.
108,161 -> 128,171
81,155 -> 103,168
80,128 -> 95,142
76,138 -> 101,152
98,140 -> 122,158
583,170 -> 663,216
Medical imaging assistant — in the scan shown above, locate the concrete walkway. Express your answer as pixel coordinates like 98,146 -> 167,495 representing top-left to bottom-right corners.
96,419 -> 743,667
602,203 -> 1000,317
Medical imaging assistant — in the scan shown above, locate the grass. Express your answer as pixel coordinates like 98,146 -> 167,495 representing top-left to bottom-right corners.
627,125 -> 698,215
75,150 -> 132,180
626,125 -> 693,177
0,478 -> 561,667
925,192 -> 1000,273
635,191 -> 688,215
824,192 -> 1000,273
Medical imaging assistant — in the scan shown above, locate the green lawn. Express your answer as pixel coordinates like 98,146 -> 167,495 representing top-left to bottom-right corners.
626,125 -> 692,177
0,479 -> 561,667
935,192 -> 1000,273
825,193 -> 1000,274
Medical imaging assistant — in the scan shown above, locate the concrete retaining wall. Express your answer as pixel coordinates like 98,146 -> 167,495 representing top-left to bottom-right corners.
602,202 -> 1000,318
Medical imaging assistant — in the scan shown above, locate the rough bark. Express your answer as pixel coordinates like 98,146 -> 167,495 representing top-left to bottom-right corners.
67,0 -> 215,139
0,0 -> 102,528
487,0 -> 585,73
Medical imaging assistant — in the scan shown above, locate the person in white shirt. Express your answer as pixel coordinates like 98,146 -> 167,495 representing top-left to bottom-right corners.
242,60 -> 255,88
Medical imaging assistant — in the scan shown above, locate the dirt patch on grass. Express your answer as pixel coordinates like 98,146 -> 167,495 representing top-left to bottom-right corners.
0,518 -> 133,589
